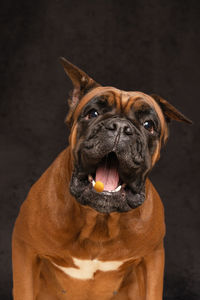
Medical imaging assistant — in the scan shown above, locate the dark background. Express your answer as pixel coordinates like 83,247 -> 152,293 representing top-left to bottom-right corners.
0,0 -> 200,299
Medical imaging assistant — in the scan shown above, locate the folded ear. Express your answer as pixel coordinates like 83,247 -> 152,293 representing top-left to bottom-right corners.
60,57 -> 100,124
151,94 -> 193,124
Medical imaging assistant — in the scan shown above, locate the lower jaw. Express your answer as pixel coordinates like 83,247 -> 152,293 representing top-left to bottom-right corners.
70,179 -> 145,214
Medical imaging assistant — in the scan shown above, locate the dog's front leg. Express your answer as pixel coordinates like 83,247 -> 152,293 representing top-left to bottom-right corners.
143,242 -> 165,300
12,235 -> 41,300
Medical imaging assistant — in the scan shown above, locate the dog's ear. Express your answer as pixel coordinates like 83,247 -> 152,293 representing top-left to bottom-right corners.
151,94 -> 193,124
60,57 -> 100,125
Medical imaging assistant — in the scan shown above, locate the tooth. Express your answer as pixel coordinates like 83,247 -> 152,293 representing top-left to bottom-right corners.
111,185 -> 122,192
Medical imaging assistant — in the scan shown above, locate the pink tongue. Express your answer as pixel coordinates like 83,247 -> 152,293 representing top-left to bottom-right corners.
95,164 -> 119,191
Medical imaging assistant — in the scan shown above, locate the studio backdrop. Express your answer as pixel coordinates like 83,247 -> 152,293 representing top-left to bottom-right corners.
0,1 -> 200,299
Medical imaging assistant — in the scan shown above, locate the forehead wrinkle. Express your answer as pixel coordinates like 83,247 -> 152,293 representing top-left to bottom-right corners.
120,92 -> 130,109
107,90 -> 120,108
114,92 -> 121,112
124,96 -> 142,113
73,86 -> 121,122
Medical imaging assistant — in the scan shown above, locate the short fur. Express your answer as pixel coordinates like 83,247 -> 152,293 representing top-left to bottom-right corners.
12,57 -> 192,300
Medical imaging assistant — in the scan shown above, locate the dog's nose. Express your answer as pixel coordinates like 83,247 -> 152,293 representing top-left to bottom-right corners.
105,119 -> 133,135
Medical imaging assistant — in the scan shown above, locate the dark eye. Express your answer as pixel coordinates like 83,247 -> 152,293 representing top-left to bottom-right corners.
143,120 -> 155,133
86,109 -> 99,119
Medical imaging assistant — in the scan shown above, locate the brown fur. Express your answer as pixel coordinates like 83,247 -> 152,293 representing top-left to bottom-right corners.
12,147 -> 165,300
12,58 -> 192,300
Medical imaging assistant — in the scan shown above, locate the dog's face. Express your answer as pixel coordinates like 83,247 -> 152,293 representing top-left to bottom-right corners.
69,88 -> 167,213
60,57 -> 192,213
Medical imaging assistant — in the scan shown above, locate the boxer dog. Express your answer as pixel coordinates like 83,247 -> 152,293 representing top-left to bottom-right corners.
12,58 -> 192,300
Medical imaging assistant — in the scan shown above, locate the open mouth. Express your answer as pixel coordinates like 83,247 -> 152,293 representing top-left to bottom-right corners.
88,152 -> 125,193
70,151 -> 146,213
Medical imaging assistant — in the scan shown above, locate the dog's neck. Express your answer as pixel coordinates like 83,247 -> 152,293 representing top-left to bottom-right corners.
35,148 -> 163,260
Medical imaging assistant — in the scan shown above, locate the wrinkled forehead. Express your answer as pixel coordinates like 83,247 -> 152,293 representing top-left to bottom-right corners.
73,86 -> 165,124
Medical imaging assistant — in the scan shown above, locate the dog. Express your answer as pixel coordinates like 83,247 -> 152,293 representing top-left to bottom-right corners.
12,57 -> 192,300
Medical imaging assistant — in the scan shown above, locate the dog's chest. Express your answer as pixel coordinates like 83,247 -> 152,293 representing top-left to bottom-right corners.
52,256 -> 125,280
40,255 -> 133,300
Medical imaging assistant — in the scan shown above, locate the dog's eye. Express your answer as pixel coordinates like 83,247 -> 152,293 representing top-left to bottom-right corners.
143,120 -> 155,133
86,109 -> 99,119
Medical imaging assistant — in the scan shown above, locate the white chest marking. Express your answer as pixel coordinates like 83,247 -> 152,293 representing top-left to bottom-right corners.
52,257 -> 124,280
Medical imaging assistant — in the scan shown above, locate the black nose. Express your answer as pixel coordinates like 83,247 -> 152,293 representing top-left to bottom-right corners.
105,119 -> 133,135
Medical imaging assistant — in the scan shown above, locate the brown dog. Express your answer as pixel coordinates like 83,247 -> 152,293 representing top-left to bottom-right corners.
12,58 -> 192,300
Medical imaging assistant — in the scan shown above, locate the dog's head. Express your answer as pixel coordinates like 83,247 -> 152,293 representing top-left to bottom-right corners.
60,57 -> 192,213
